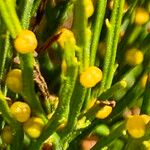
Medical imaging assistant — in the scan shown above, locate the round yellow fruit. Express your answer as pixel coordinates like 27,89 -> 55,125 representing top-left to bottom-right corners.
80,66 -> 103,88
134,7 -> 149,25
14,30 -> 37,54
23,117 -> 45,138
126,115 -> 146,138
96,105 -> 112,119
57,28 -> 76,49
125,49 -> 143,66
10,101 -> 31,122
5,69 -> 22,93
1,126 -> 13,144
84,0 -> 94,18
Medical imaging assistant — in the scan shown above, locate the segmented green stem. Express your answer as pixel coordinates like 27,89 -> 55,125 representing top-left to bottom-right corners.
31,0 -> 41,16
109,78 -> 144,121
60,81 -> 87,143
72,0 -> 89,71
29,59 -> 78,150
99,0 -> 125,94
58,107 -> 98,146
98,80 -> 127,100
0,32 -> 10,90
21,0 -> 34,28
19,54 -> 47,122
90,0 -> 107,66
124,138 -> 142,150
0,1 -> 17,38
5,0 -> 22,33
51,132 -> 63,150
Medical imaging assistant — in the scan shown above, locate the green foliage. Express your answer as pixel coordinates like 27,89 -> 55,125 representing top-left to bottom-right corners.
0,0 -> 150,149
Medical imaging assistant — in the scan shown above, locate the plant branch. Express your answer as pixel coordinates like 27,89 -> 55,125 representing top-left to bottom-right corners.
99,0 -> 125,94
90,0 -> 107,66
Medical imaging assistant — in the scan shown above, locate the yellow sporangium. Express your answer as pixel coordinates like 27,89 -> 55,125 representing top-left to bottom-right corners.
80,66 -> 103,88
96,105 -> 112,119
10,101 -> 31,123
14,30 -> 38,54
57,28 -> 76,49
125,48 -> 143,66
141,114 -> 150,124
134,7 -> 149,25
23,117 -> 45,138
1,126 -> 13,144
5,69 -> 23,93
143,140 -> 150,150
140,74 -> 149,88
84,0 -> 94,18
126,115 -> 146,138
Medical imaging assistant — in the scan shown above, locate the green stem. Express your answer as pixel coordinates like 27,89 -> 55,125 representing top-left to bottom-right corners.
0,92 -> 15,125
0,92 -> 24,150
60,102 -> 105,145
60,81 -> 87,143
31,0 -> 41,16
0,1 -> 17,38
51,133 -> 63,150
0,32 -> 10,89
100,0 -> 125,93
68,82 -> 86,126
83,28 -> 91,69
5,0 -> 22,34
72,0 -> 87,47
21,0 -> 34,29
98,80 -> 127,100
19,54 -> 47,122
105,0 -> 125,88
124,138 -> 142,150
72,0 -> 88,71
83,88 -> 91,110
127,26 -> 142,45
90,0 -> 107,66
109,79 -> 144,121
29,60 -> 78,150
58,66 -> 78,120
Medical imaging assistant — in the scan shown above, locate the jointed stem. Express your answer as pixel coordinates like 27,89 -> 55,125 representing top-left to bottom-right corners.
29,43 -> 78,149
21,0 -> 35,28
90,0 -> 107,66
0,32 -> 11,90
99,0 -> 125,94
72,0 -> 89,71
20,54 -> 47,122
5,0 -> 22,33
60,81 -> 87,144
0,1 -> 17,38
